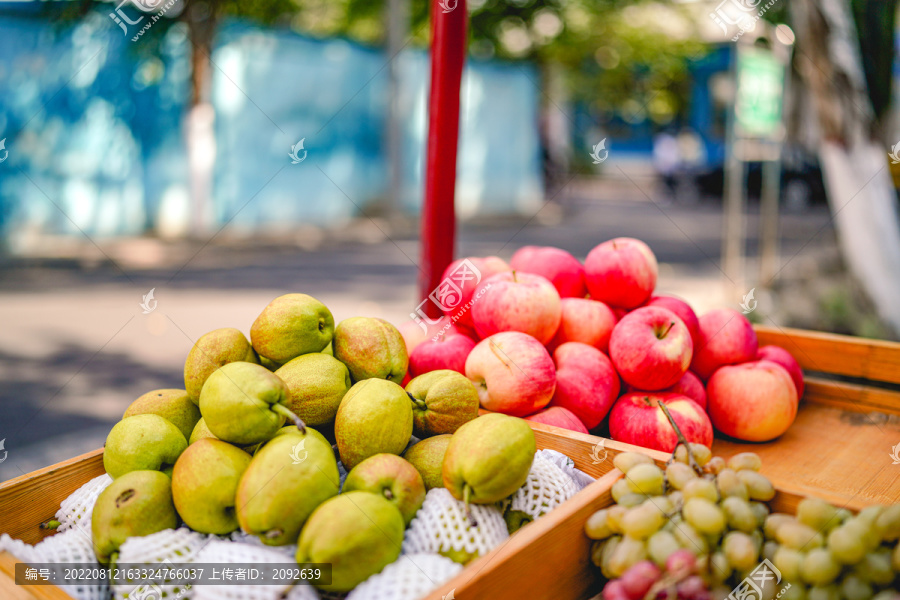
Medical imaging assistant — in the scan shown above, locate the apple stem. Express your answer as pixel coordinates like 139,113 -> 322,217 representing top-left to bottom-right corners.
272,404 -> 307,435
463,484 -> 478,527
39,520 -> 60,530
511,270 -> 518,283
657,401 -> 702,475
658,321 -> 676,340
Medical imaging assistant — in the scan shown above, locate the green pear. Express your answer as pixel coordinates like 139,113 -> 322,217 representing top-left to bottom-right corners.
184,328 -> 259,404
321,342 -> 333,356
333,317 -> 408,383
104,414 -> 188,479
296,491 -> 404,592
275,354 -> 351,426
403,434 -> 452,490
236,432 -> 340,546
171,439 -> 252,534
343,454 -> 425,525
92,470 -> 178,565
124,389 -> 200,440
251,294 -> 334,363
199,362 -> 305,446
335,379 -> 413,470
189,417 -> 218,444
442,413 -> 536,507
406,370 -> 480,437
259,356 -> 283,371
266,425 -> 331,451
504,510 -> 533,534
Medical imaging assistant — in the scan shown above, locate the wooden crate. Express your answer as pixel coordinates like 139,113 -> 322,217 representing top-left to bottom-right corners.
1,325 -> 899,599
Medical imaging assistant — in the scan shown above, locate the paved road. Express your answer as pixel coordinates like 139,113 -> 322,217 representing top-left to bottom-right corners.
0,192 -> 836,481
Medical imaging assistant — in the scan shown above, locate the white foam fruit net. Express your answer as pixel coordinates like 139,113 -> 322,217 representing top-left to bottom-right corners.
0,528 -> 107,600
113,527 -> 209,600
55,473 -> 113,538
508,456 -> 578,521
346,553 -> 462,600
192,540 -> 318,600
402,488 -> 509,559
535,449 -> 595,491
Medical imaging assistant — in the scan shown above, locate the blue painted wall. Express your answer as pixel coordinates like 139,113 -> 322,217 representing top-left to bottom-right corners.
0,9 -> 544,240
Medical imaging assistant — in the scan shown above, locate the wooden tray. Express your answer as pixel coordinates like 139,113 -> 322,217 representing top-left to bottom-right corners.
1,325 -> 899,599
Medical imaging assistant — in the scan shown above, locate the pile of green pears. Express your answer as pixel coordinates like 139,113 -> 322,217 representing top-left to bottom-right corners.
91,293 -> 540,593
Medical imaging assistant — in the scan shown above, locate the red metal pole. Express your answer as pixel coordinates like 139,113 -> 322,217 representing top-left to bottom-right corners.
419,0 -> 467,317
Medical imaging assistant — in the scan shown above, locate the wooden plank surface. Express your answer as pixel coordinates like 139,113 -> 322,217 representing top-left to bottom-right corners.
755,325 -> 900,386
713,401 -> 900,509
803,377 -> 900,415
0,449 -> 104,545
0,552 -> 74,600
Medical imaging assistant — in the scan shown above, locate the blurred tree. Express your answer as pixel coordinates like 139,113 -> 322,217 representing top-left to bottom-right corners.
791,0 -> 900,335
47,0 -> 705,227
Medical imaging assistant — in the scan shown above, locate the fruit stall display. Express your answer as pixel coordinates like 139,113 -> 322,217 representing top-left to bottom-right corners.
1,238 -> 899,600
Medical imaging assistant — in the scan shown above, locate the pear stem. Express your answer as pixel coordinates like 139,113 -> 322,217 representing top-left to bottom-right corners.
272,404 -> 306,434
463,484 -> 478,527
407,392 -> 427,411
39,520 -> 60,530
657,400 -> 701,474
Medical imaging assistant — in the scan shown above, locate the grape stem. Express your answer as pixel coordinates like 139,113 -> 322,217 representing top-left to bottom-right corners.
657,400 -> 702,475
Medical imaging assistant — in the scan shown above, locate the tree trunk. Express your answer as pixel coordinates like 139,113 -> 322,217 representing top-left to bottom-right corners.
792,0 -> 900,335
185,1 -> 218,237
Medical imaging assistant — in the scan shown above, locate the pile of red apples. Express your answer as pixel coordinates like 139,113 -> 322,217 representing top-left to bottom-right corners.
400,239 -> 803,453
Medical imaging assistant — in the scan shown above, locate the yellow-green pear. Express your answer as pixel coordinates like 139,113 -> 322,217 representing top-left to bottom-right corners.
333,317 -> 408,383
265,425 -> 330,451
199,362 -> 305,446
406,370 -> 479,437
124,389 -> 200,440
171,439 -> 251,534
275,354 -> 351,426
335,379 -> 413,470
236,432 -> 339,545
259,356 -> 283,371
321,342 -> 333,356
103,414 -> 187,479
442,413 -> 535,507
343,454 -> 425,525
92,470 -> 177,565
250,294 -> 334,363
296,491 -> 404,592
184,328 -> 259,404
189,417 -> 217,444
403,434 -> 452,490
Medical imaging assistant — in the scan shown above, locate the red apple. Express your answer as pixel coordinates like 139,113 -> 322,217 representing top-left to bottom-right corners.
691,309 -> 758,380
757,345 -> 804,398
609,392 -> 713,452
439,256 -> 511,329
664,371 -> 707,411
707,360 -> 798,442
409,333 -> 477,377
510,246 -> 587,298
609,306 -> 693,390
624,370 -> 707,412
465,331 -> 557,417
584,238 -> 658,309
547,298 -> 617,353
471,272 -> 562,345
549,342 -> 620,430
525,406 -> 589,434
612,307 -> 629,322
645,295 -> 700,347
398,317 -> 459,355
